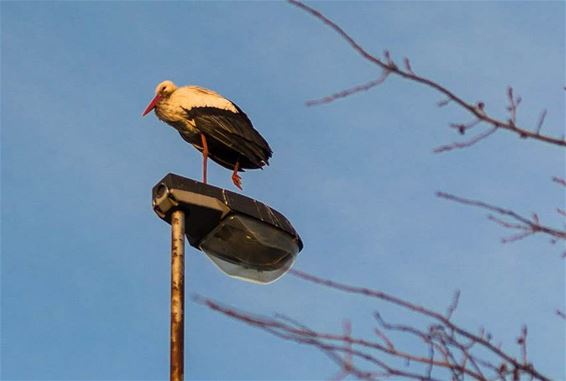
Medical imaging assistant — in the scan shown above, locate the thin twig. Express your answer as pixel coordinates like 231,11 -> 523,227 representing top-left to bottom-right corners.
433,127 -> 498,153
437,192 -> 566,245
445,290 -> 461,321
535,109 -> 547,134
306,72 -> 390,106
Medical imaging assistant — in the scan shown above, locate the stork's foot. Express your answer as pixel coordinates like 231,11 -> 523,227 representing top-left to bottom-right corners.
231,172 -> 243,190
231,161 -> 243,190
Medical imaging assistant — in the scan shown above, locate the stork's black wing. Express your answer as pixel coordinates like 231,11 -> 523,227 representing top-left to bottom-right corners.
183,106 -> 272,168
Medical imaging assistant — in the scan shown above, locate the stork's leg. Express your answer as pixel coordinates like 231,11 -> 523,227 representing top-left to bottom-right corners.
200,133 -> 208,184
231,161 -> 242,190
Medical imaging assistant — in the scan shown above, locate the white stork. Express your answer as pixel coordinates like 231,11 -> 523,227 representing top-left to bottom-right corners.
143,80 -> 272,190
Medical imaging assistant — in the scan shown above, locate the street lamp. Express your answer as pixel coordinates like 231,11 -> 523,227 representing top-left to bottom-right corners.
151,173 -> 303,381
152,173 -> 303,283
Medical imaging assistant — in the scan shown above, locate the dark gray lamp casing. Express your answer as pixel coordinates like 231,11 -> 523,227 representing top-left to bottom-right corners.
152,174 -> 303,284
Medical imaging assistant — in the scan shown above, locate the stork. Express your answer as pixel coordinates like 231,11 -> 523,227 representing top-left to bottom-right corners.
143,80 -> 272,190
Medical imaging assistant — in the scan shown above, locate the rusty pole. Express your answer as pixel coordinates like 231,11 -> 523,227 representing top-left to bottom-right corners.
170,209 -> 185,381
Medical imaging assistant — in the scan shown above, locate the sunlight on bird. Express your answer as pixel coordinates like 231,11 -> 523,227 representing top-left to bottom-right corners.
143,80 -> 273,190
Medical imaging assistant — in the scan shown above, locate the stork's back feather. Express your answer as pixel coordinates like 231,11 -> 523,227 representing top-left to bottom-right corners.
184,106 -> 272,168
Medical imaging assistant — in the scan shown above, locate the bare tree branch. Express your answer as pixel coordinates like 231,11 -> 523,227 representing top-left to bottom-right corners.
436,192 -> 566,249
289,270 -> 550,381
288,0 -> 566,149
330,320 -> 354,381
194,295 -> 441,381
195,269 -> 552,381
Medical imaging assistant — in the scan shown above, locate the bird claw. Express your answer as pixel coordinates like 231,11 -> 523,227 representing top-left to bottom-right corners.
232,173 -> 243,190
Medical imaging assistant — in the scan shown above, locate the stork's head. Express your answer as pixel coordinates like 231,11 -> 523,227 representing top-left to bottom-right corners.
142,80 -> 177,116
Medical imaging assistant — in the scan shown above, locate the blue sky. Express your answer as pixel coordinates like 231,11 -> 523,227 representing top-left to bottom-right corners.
1,1 -> 564,380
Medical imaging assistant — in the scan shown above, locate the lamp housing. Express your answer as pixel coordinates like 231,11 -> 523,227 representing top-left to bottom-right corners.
152,174 -> 303,284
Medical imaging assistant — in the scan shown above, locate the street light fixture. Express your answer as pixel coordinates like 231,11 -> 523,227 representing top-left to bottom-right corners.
153,173 -> 303,381
152,173 -> 303,284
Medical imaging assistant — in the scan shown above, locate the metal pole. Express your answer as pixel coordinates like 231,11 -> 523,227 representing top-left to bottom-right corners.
170,209 -> 185,381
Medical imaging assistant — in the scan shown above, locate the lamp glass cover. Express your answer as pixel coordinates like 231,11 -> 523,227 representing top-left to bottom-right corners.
199,214 -> 299,284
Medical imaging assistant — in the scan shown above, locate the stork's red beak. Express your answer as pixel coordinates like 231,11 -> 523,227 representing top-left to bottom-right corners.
142,94 -> 161,116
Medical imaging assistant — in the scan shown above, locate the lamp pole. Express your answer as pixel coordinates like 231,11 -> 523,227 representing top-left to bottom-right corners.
170,209 -> 185,381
